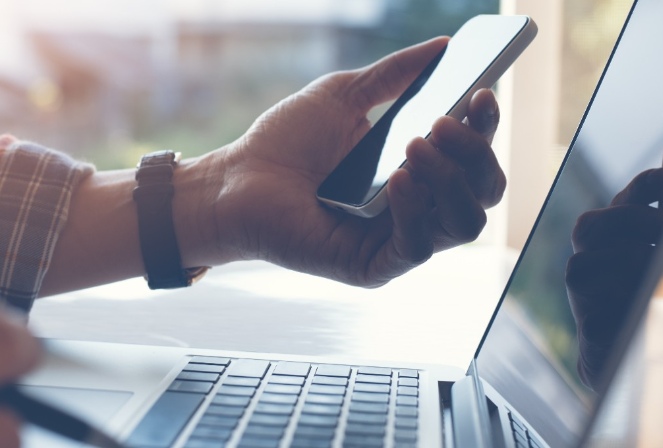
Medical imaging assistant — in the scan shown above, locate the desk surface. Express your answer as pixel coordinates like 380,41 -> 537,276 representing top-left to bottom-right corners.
29,245 -> 514,370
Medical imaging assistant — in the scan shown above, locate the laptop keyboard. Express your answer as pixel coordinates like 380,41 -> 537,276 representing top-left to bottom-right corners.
127,356 -> 421,448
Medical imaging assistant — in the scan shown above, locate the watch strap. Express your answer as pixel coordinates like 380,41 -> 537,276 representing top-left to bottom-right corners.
133,150 -> 206,289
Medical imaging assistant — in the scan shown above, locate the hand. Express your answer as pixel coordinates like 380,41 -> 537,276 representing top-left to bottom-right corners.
566,168 -> 663,388
0,313 -> 42,448
196,37 -> 505,287
36,37 -> 504,295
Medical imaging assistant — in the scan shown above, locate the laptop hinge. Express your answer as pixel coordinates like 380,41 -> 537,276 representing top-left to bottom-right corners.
450,359 -> 494,448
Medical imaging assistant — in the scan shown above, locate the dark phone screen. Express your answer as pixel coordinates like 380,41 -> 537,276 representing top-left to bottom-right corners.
317,15 -> 530,207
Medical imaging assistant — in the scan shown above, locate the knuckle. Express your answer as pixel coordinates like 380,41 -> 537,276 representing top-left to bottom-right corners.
572,210 -> 600,249
448,209 -> 487,244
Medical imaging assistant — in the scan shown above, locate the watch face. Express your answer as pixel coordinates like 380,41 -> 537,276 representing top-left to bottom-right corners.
140,150 -> 180,167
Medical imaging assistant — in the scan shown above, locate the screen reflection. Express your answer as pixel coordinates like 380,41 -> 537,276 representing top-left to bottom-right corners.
477,0 -> 663,446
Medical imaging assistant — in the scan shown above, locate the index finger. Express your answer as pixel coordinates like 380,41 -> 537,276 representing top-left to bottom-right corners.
611,168 -> 663,206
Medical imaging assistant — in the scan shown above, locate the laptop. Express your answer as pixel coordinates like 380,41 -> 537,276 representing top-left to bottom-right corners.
18,0 -> 663,446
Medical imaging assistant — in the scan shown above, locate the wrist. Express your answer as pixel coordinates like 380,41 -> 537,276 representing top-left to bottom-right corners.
172,148 -> 244,269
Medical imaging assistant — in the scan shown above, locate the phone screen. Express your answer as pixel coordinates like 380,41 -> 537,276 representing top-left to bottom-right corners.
317,15 -> 531,208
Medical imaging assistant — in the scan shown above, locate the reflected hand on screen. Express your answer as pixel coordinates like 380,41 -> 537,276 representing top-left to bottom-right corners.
566,168 -> 663,389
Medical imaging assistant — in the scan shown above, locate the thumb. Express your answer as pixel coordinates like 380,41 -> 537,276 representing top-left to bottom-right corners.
0,313 -> 41,382
350,37 -> 449,112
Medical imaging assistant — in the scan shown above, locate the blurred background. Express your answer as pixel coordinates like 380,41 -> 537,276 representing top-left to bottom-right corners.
0,0 -> 499,168
0,0 -> 628,170
0,0 -> 633,250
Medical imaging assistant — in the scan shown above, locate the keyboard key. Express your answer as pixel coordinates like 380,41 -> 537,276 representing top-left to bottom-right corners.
398,369 -> 419,378
168,380 -> 214,394
259,393 -> 299,405
294,425 -> 336,439
237,437 -> 280,448
509,412 -> 526,432
224,377 -> 261,388
243,424 -> 285,438
190,356 -> 231,366
253,403 -> 295,416
355,374 -> 390,385
395,406 -> 418,417
227,359 -> 271,378
345,423 -> 386,437
308,384 -> 346,395
126,391 -> 204,448
347,412 -> 387,425
305,394 -> 344,406
297,413 -> 338,427
394,428 -> 418,442
315,365 -> 351,378
397,386 -> 418,396
206,404 -> 246,418
398,378 -> 418,387
197,414 -> 239,428
268,376 -> 305,386
177,372 -> 220,383
342,434 -> 385,447
189,426 -> 233,440
513,429 -> 528,446
396,396 -> 418,406
393,443 -> 417,448
301,404 -> 342,416
351,392 -> 389,404
311,376 -> 348,387
263,384 -> 302,395
183,439 -> 223,448
272,362 -> 311,377
290,438 -> 332,448
248,414 -> 291,427
212,394 -> 251,407
184,364 -> 226,374
357,367 -> 391,376
395,417 -> 418,429
353,383 -> 389,394
529,434 -> 544,448
217,385 -> 257,397
349,402 -> 388,414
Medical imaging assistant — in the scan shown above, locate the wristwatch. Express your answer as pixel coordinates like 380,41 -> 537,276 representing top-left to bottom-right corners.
133,150 -> 209,289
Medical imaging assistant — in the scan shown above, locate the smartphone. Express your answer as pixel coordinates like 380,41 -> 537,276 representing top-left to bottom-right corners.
316,14 -> 537,218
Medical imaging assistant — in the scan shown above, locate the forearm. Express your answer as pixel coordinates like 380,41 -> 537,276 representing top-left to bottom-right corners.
39,168 -> 142,296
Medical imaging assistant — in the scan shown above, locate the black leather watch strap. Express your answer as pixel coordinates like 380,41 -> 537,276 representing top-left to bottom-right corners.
133,150 -> 207,289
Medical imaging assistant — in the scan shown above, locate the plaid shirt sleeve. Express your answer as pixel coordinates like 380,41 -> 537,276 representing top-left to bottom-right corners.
0,140 -> 95,313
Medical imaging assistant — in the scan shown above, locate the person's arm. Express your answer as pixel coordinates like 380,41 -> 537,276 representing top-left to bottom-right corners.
40,154 -> 231,296
0,136 -> 94,311
39,36 -> 504,295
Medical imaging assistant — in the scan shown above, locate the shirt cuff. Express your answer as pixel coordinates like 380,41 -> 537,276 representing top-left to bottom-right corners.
0,140 -> 95,313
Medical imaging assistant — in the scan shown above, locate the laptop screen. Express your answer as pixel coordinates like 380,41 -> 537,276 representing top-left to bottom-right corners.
477,0 -> 663,446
